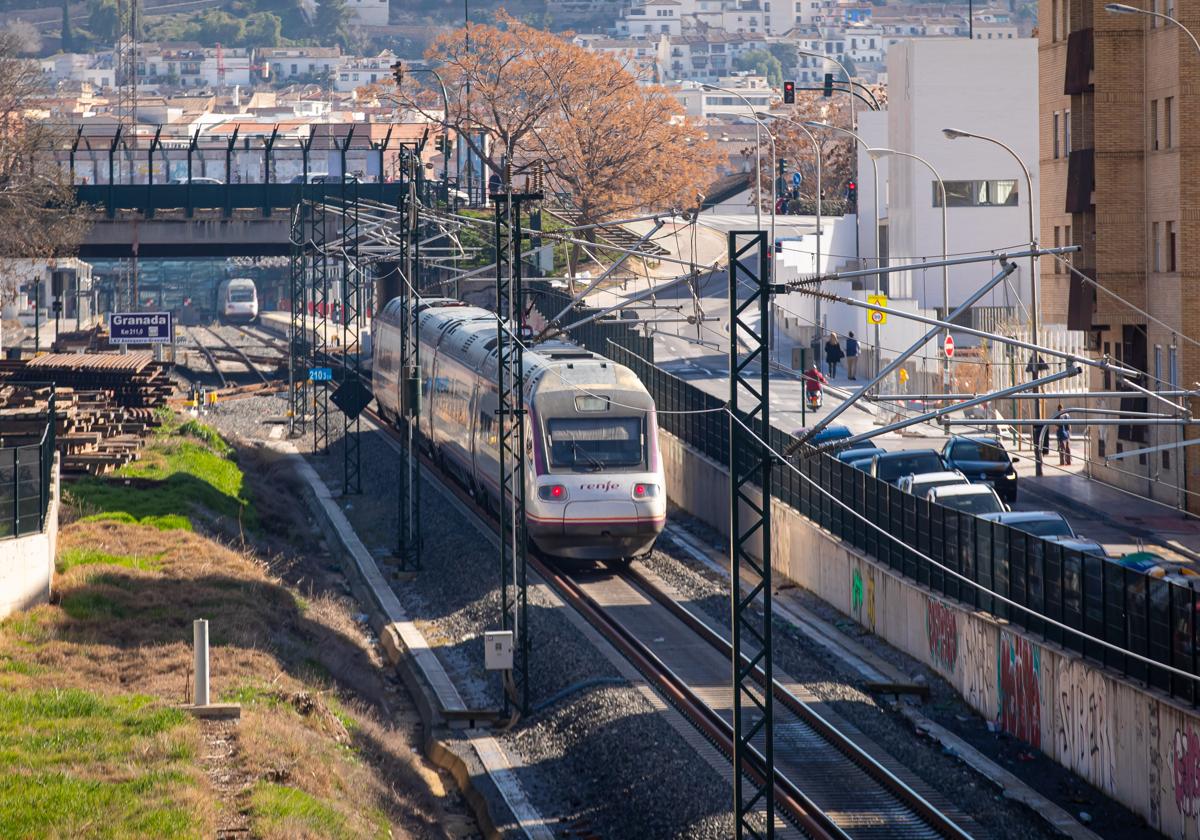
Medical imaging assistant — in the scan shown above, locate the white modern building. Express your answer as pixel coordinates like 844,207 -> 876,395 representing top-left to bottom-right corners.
881,37 -> 1038,337
257,47 -> 343,83
671,75 -> 775,118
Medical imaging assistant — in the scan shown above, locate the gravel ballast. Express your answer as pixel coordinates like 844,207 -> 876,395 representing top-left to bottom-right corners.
206,398 -> 736,838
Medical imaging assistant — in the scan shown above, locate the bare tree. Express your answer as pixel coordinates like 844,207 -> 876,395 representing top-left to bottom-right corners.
0,30 -> 90,351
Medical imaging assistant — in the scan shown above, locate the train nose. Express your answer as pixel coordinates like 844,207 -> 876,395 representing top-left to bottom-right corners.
563,501 -> 639,536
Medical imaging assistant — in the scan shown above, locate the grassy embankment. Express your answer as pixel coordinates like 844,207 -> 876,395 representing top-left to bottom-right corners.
0,413 -> 447,839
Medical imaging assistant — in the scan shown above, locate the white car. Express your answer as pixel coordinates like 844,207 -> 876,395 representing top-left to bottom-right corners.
927,483 -> 1007,515
897,470 -> 969,499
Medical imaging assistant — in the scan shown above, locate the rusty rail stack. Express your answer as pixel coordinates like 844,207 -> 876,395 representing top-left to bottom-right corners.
0,354 -> 172,475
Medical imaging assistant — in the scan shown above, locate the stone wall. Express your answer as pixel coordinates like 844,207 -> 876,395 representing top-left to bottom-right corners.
0,456 -> 59,619
661,429 -> 1200,837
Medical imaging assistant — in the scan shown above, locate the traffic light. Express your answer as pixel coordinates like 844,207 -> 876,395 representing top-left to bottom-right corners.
777,157 -> 787,176
846,180 -> 857,208
783,80 -> 795,104
390,60 -> 404,87
823,72 -> 834,97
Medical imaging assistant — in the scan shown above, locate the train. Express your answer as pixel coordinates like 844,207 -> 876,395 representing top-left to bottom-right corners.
372,297 -> 666,562
217,278 -> 259,324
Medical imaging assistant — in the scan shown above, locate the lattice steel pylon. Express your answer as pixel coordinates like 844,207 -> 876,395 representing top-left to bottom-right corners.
310,198 -> 331,455
728,230 -> 775,839
288,203 -> 309,436
492,185 -> 540,715
340,182 -> 363,494
396,149 -> 423,569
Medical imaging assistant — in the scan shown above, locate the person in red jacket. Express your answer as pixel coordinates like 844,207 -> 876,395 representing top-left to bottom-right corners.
803,363 -> 827,403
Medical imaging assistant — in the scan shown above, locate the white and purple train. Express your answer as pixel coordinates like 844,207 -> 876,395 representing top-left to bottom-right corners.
372,298 -> 666,562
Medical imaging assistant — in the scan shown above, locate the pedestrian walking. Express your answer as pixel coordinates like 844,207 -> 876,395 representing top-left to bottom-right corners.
845,331 -> 860,380
824,332 -> 844,379
1056,404 -> 1072,465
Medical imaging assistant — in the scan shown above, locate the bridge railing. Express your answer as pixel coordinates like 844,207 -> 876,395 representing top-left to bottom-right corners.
74,182 -> 412,218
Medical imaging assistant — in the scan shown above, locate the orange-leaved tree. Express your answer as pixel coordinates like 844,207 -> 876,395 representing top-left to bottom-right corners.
395,12 -> 717,230
532,48 -> 719,230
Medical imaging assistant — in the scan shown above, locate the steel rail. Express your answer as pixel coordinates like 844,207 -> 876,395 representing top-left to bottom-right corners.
621,564 -> 974,840
190,326 -> 228,388
202,325 -> 269,384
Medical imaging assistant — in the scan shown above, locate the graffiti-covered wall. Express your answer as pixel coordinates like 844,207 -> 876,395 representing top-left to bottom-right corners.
659,427 -> 1200,838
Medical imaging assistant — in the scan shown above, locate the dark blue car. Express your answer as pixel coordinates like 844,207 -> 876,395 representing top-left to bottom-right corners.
941,435 -> 1019,503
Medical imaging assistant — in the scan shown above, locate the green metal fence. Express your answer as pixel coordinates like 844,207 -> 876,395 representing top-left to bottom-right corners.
0,388 -> 57,541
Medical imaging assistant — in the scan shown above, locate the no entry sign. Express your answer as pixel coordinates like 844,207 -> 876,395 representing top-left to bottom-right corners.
944,335 -> 955,358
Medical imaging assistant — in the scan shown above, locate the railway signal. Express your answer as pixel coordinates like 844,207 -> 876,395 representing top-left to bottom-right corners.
783,80 -> 795,104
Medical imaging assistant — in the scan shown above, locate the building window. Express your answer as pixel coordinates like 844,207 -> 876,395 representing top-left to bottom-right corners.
1152,221 -> 1161,272
1151,99 -> 1159,150
1168,221 -> 1178,271
932,179 -> 1019,207
1051,0 -> 1059,40
1064,108 -> 1071,154
1165,96 -> 1174,148
1053,111 -> 1060,158
1053,226 -> 1062,272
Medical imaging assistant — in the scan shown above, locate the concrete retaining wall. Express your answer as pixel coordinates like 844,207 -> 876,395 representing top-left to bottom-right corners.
661,429 -> 1199,837
0,457 -> 59,619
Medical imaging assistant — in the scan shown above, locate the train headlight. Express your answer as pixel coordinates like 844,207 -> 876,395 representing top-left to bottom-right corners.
538,484 -> 568,501
633,483 -> 659,499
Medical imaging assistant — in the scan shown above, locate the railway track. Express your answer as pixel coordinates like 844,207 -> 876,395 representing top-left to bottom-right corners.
359,405 -> 976,839
189,327 -> 228,388
202,325 -> 270,384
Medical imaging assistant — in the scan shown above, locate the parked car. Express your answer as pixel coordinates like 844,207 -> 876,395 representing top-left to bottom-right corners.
836,446 -> 886,464
806,424 -> 852,445
169,176 -> 223,185
869,449 -> 945,485
941,435 -> 1019,504
978,510 -> 1076,539
897,470 -> 969,499
927,484 -> 1007,515
1043,535 -> 1108,558
312,173 -> 360,184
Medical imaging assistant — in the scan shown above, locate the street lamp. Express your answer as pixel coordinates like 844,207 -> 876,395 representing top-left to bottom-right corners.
943,126 -> 1041,468
808,120 -> 881,376
794,48 -> 857,132
758,112 -> 821,352
702,84 -> 764,230
868,147 -> 949,396
1105,3 -> 1200,55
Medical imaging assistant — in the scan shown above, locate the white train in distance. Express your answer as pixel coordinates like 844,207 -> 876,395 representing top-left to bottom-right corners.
372,297 -> 666,562
217,277 -> 259,324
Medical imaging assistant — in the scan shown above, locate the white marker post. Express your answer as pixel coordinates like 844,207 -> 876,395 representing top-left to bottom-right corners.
193,619 -> 210,706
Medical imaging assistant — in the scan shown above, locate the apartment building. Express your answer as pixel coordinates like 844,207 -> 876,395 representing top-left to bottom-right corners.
572,34 -> 670,80
257,47 -> 342,83
1038,0 -> 1199,509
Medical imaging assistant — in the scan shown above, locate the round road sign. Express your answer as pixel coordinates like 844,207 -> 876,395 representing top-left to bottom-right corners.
944,335 -> 955,357
868,309 -> 885,325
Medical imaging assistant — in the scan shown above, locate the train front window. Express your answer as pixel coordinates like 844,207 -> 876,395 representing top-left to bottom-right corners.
229,288 -> 255,302
547,417 -> 643,471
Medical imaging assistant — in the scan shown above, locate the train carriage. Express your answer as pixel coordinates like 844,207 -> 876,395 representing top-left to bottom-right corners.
373,298 -> 666,562
217,277 -> 259,324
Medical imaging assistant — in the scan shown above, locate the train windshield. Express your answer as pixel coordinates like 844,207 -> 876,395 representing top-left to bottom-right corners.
547,417 -> 643,471
229,287 -> 255,302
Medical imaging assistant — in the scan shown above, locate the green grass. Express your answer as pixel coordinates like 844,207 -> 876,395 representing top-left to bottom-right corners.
0,688 -> 188,772
60,591 -> 126,621
66,427 -> 255,532
0,771 -> 199,839
56,547 -> 164,575
250,783 -> 388,840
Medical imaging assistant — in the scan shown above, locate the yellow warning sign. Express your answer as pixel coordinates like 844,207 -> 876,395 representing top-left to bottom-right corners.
867,294 -> 888,325
899,368 -> 909,384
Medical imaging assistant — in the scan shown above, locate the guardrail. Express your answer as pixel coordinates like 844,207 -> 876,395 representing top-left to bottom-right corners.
0,387 -> 57,541
599,340 -> 1200,706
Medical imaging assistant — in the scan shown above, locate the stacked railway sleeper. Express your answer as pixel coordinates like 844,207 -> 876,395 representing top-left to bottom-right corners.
0,354 -> 171,475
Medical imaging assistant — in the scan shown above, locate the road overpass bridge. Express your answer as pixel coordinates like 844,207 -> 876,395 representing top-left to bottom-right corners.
75,183 -> 408,259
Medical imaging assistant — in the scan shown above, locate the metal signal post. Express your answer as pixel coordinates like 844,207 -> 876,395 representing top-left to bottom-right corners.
492,185 -> 540,715
728,230 -> 775,838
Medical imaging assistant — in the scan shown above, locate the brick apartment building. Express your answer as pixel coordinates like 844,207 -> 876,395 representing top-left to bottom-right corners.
1039,0 -> 1200,510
